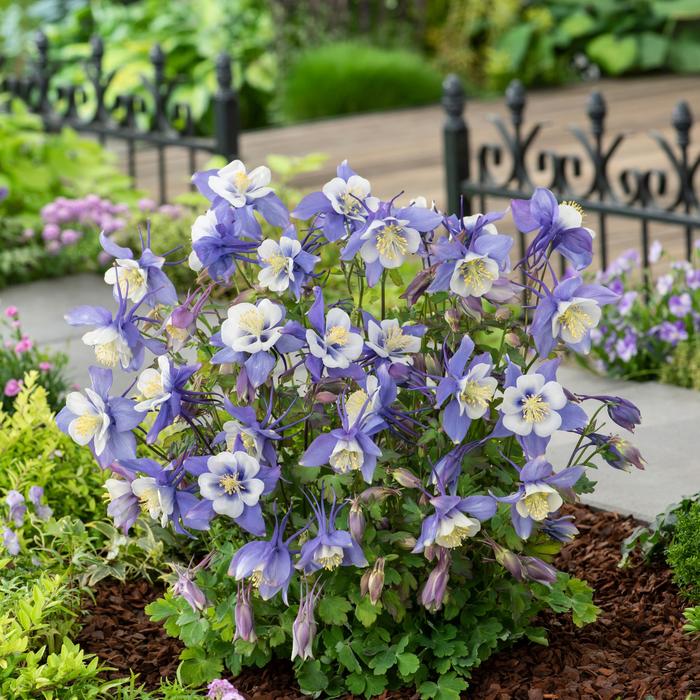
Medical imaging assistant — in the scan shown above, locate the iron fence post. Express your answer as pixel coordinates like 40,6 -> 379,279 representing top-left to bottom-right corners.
442,74 -> 469,216
214,52 -> 239,162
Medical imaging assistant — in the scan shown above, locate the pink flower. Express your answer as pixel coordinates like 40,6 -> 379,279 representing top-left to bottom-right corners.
42,224 -> 60,241
39,362 -> 53,372
4,379 -> 23,397
46,240 -> 62,254
138,198 -> 157,212
61,228 -> 81,245
4,306 -> 18,318
22,228 -> 35,240
14,336 -> 33,354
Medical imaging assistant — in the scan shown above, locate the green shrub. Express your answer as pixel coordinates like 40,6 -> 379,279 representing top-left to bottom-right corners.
667,500 -> 700,601
660,337 -> 700,390
0,372 -> 105,523
279,42 -> 442,122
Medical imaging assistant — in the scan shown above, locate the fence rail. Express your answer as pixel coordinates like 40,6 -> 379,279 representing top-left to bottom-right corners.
0,32 -> 239,203
442,74 -> 700,271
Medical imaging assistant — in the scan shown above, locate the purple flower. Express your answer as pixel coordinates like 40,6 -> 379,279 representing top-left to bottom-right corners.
228,512 -> 295,602
587,433 -> 645,471
28,486 -> 52,521
584,395 -> 641,433
6,490 -> 26,527
304,287 -> 364,380
4,378 -> 23,397
686,269 -> 700,290
654,320 -> 687,346
207,680 -> 245,700
493,456 -> 583,539
511,188 -> 594,270
427,212 -> 513,301
541,514 -> 579,542
133,356 -> 200,443
420,547 -> 451,612
649,240 -> 663,264
669,293 -> 692,318
656,274 -> 674,295
65,293 -> 164,373
2,527 -> 19,555
100,230 -> 177,308
295,491 -> 367,573
104,476 -> 141,533
436,335 -> 497,444
615,329 -> 639,360
530,275 -> 618,356
363,315 -> 424,371
292,160 -> 377,242
197,451 -> 277,536
234,583 -> 257,643
211,299 -> 304,388
291,580 -> 320,661
496,358 -> 587,456
256,229 -> 320,300
172,564 -> 208,612
412,493 -> 496,552
56,367 -> 142,467
617,291 -> 637,316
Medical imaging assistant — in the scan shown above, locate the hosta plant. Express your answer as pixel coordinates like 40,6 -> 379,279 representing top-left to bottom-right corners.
56,165 -> 642,696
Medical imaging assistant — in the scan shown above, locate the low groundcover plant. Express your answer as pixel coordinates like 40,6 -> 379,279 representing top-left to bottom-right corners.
53,163 -> 643,696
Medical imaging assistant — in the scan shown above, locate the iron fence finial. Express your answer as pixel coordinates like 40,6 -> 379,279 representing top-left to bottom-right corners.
505,80 -> 526,127
672,101 -> 693,148
587,91 -> 606,136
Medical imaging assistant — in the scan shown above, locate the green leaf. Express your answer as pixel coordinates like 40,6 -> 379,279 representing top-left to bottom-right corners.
525,626 -> 549,646
355,596 -> 380,627
434,672 -> 468,700
668,30 -> 700,72
368,647 -> 397,675
318,595 -> 352,626
345,672 -> 365,695
336,642 -> 361,673
557,11 -> 597,41
652,0 -> 700,19
397,651 -> 421,677
297,659 -> 329,694
638,32 -> 670,70
496,24 -> 535,71
178,647 -> 223,686
364,673 -> 388,697
587,34 -> 637,75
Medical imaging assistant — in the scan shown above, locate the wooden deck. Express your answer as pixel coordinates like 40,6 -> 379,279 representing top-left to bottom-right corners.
118,74 -> 700,267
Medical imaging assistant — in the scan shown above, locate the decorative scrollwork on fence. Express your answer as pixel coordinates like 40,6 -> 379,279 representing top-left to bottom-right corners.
443,74 -> 700,268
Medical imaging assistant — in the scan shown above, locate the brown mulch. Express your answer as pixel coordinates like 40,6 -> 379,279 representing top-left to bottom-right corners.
77,506 -> 700,698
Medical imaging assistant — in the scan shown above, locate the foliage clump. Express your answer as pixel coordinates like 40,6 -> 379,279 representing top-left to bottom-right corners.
667,500 -> 700,602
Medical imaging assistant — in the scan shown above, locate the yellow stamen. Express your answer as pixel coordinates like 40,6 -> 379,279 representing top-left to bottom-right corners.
326,325 -> 349,347
138,489 -> 160,514
241,432 -> 257,455
238,309 -> 265,336
141,376 -> 163,399
330,448 -> 361,473
250,569 -> 264,588
116,266 -> 145,296
232,171 -> 250,191
318,552 -> 343,570
166,322 -> 189,342
94,341 -> 119,367
73,414 -> 102,440
345,389 -> 369,422
460,381 -> 493,411
522,394 -> 549,423
384,325 -> 413,353
459,257 -> 496,289
375,224 -> 408,262
266,253 -> 289,276
437,524 -> 476,548
562,200 -> 584,218
523,492 -> 551,520
339,192 -> 362,216
219,473 -> 242,495
558,304 -> 593,342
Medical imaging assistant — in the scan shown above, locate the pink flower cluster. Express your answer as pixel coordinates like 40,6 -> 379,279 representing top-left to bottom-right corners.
38,195 -> 129,254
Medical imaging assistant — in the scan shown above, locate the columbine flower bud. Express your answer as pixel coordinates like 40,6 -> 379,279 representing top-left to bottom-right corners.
291,583 -> 318,661
521,556 -> 558,586
445,308 -> 461,332
397,535 -> 417,551
494,306 -> 511,321
606,397 -> 642,433
393,468 -> 422,489
349,499 -> 365,543
234,584 -> 257,643
401,267 -> 433,307
173,566 -> 208,612
420,548 -> 450,612
504,332 -> 520,347
367,558 -> 385,605
492,542 -> 525,581
608,437 -> 645,471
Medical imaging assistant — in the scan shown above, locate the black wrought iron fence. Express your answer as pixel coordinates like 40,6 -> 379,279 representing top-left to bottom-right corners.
442,74 -> 700,272
0,31 -> 239,203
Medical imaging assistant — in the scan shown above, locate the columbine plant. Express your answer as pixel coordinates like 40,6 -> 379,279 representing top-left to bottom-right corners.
57,165 -> 643,695
586,242 -> 700,385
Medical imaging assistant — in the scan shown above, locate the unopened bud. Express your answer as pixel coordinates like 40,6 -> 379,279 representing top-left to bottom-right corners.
445,308 -> 461,332
234,585 -> 257,643
349,500 -> 365,543
504,332 -> 520,347
314,391 -> 338,404
494,306 -> 511,322
393,468 -> 422,489
367,558 -> 385,605
397,535 -> 417,551
420,549 -> 450,612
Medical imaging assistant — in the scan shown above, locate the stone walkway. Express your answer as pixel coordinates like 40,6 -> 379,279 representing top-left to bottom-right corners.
2,273 -> 699,522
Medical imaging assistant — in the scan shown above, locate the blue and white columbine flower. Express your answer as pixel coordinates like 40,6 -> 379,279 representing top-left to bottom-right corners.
257,232 -> 319,299
212,299 -> 303,388
436,336 -> 497,444
530,275 -> 618,356
364,316 -> 423,369
197,452 -> 267,534
56,367 -> 142,467
496,358 -> 587,456
305,287 -> 364,378
206,160 -> 272,208
493,456 -> 583,539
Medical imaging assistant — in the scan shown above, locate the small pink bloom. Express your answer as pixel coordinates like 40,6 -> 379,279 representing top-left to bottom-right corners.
39,362 -> 53,372
46,240 -> 62,254
61,228 -> 81,245
138,197 -> 157,212
42,224 -> 60,241
4,379 -> 23,397
22,228 -> 35,240
4,306 -> 18,318
14,336 -> 33,354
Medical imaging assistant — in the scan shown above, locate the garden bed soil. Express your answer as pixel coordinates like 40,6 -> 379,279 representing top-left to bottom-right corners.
78,506 -> 700,699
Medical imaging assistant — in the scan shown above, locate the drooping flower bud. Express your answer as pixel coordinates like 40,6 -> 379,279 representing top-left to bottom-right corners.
605,397 -> 642,433
521,556 -> 558,586
173,565 -> 208,612
349,499 -> 365,543
445,308 -> 461,332
291,582 -> 319,661
494,306 -> 511,322
504,332 -> 520,347
392,468 -> 422,489
5,490 -> 26,527
401,267 -> 433,307
234,584 -> 257,643
367,558 -> 385,605
420,548 -> 450,612
397,535 -> 417,551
